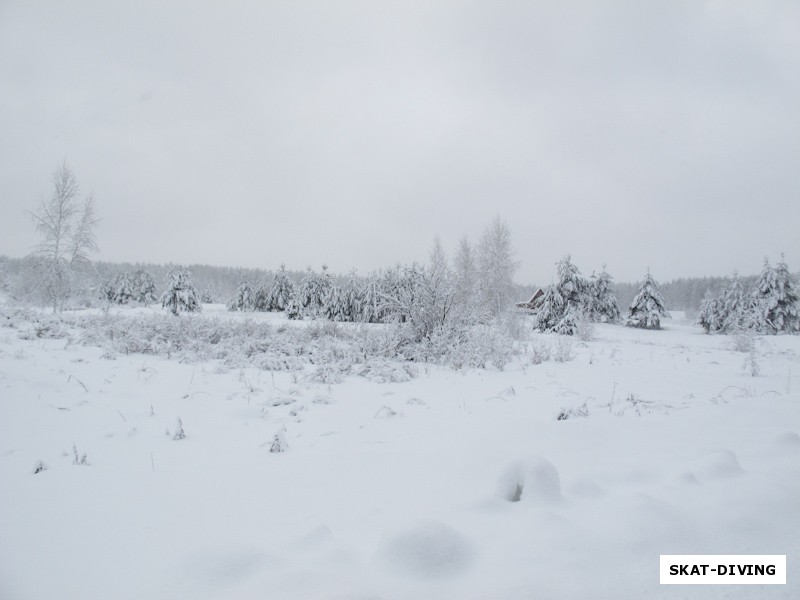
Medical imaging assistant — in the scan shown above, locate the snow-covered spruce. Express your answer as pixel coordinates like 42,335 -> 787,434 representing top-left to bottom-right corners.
586,265 -> 621,323
752,255 -> 799,334
228,280 -> 255,312
132,269 -> 158,305
626,271 -> 669,330
534,255 -> 589,335
161,266 -> 202,316
261,265 -> 295,312
697,290 -> 722,334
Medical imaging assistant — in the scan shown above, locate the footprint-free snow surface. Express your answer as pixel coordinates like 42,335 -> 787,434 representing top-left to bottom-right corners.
1,306 -> 798,599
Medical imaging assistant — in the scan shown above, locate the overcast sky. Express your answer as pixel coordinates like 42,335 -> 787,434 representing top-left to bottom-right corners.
1,1 -> 798,284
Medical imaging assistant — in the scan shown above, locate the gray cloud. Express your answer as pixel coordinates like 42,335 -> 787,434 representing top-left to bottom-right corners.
1,0 -> 798,284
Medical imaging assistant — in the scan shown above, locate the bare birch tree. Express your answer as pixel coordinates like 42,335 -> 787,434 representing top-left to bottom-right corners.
477,215 -> 519,319
28,161 -> 99,311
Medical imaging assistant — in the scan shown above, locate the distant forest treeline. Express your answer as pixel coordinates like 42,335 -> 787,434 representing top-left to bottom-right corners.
0,254 -> 766,315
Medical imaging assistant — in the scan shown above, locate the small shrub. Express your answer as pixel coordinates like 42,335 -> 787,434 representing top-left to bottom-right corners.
742,346 -> 761,377
574,310 -> 595,342
72,444 -> 89,465
556,400 -> 589,420
553,336 -> 574,362
530,341 -> 551,365
173,418 -> 186,440
270,428 -> 288,453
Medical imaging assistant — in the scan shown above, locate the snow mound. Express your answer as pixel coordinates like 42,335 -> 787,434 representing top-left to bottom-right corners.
773,431 -> 800,449
692,450 -> 744,481
497,457 -> 562,505
374,405 -> 400,419
381,521 -> 472,579
181,546 -> 272,587
567,478 -> 604,498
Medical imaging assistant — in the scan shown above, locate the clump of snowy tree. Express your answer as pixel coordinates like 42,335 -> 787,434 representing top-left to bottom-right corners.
626,271 -> 669,330
228,280 -> 255,311
698,272 -> 750,334
360,273 -> 387,323
530,257 -> 621,334
295,266 -> 334,319
161,266 -> 202,315
255,265 -> 295,312
696,257 -> 798,335
382,239 -> 462,343
100,269 -> 158,306
324,270 -> 363,322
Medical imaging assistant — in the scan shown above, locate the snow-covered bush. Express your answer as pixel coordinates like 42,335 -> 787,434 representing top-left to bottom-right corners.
529,340 -> 551,365
553,336 -> 574,362
72,444 -> 89,465
270,428 -> 288,453
574,309 -> 595,342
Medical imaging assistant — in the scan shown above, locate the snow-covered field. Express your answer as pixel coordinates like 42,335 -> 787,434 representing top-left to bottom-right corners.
1,304 -> 798,599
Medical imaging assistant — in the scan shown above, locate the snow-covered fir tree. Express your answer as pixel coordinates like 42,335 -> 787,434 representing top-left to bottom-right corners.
752,256 -> 799,334
266,265 -> 295,312
161,266 -> 202,316
718,272 -> 748,333
284,294 -> 302,320
697,290 -> 722,334
324,284 -> 347,321
534,255 -> 587,335
626,271 -> 669,330
132,269 -> 157,305
337,271 -> 364,322
360,275 -> 384,323
228,280 -> 255,311
532,285 -> 564,332
587,265 -> 621,323
113,272 -> 135,304
298,266 -> 333,318
253,280 -> 270,311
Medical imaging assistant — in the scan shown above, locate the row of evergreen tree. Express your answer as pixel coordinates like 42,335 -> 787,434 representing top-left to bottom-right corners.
100,269 -> 157,305
697,256 -> 799,335
95,254 -> 797,338
225,217 -> 520,340
529,256 -> 669,333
